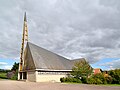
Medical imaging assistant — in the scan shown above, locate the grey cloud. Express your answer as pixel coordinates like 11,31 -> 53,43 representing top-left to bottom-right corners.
0,0 -> 120,67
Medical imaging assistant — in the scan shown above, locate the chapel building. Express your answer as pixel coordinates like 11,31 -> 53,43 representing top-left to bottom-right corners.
18,13 -> 85,82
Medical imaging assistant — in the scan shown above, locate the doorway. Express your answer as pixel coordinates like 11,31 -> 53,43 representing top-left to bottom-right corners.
23,72 -> 27,79
20,72 -> 22,79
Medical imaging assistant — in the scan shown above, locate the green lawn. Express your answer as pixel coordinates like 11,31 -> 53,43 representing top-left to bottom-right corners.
99,84 -> 120,86
62,82 -> 120,86
0,72 -> 8,79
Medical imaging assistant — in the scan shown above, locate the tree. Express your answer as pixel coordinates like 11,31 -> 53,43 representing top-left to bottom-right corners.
71,59 -> 93,79
7,62 -> 19,80
11,62 -> 19,71
108,69 -> 120,84
87,73 -> 113,84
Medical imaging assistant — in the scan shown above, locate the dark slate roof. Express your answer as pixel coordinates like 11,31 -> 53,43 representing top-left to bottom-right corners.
24,42 -> 85,70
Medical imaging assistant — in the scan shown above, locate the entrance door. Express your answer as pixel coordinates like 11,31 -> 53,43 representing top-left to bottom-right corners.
20,72 -> 22,79
23,72 -> 27,79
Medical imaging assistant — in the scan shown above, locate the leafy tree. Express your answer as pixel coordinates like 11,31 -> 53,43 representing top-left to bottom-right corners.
87,73 -> 113,84
108,69 -> 120,84
60,59 -> 93,83
71,59 -> 93,79
11,62 -> 19,71
7,62 -> 19,80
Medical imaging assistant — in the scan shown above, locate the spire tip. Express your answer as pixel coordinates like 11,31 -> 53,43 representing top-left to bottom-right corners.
24,12 -> 27,21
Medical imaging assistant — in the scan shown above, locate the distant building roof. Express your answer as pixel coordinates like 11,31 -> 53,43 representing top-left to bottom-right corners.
93,68 -> 102,74
23,42 -> 85,71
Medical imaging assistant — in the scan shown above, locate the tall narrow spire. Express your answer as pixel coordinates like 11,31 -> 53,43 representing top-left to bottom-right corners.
19,12 -> 28,71
24,12 -> 27,21
24,12 -> 28,41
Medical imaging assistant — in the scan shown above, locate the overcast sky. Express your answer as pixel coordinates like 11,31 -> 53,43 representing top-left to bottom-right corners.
0,0 -> 120,70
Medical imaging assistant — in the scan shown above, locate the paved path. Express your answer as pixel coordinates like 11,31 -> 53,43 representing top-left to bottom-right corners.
0,80 -> 120,90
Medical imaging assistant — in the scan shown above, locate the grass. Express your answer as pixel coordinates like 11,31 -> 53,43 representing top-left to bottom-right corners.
98,84 -> 120,86
61,82 -> 120,86
61,82 -> 82,84
0,72 -> 8,79
0,71 -> 18,80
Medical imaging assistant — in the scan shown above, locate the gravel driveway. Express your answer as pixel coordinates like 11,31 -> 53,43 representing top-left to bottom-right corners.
0,80 -> 120,90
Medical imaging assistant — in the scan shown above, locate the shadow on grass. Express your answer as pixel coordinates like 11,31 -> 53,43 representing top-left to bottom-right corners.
0,76 -> 8,79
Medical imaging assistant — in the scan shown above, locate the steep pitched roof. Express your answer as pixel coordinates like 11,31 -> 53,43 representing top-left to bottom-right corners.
24,42 -> 85,71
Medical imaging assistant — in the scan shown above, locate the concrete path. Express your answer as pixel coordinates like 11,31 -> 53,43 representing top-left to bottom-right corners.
0,80 -> 120,90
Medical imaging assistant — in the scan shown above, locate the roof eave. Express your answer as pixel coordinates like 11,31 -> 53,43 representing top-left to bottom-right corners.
35,69 -> 72,71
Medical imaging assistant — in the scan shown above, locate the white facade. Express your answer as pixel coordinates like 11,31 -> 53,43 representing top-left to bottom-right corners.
27,71 -> 36,82
26,71 -> 68,82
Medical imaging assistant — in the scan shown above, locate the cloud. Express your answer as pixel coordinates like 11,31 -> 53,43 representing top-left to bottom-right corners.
0,0 -> 120,68
0,62 -> 7,66
3,65 -> 12,70
98,59 -> 120,70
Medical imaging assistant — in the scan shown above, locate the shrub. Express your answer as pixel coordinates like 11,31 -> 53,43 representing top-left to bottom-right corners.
105,76 -> 112,84
11,75 -> 18,80
87,73 -> 107,84
87,77 -> 103,84
7,71 -> 18,80
60,77 -> 65,82
87,73 -> 115,85
87,78 -> 96,84
60,77 -> 82,83
108,69 -> 120,84
11,71 -> 18,80
81,76 -> 87,83
7,71 -> 15,79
